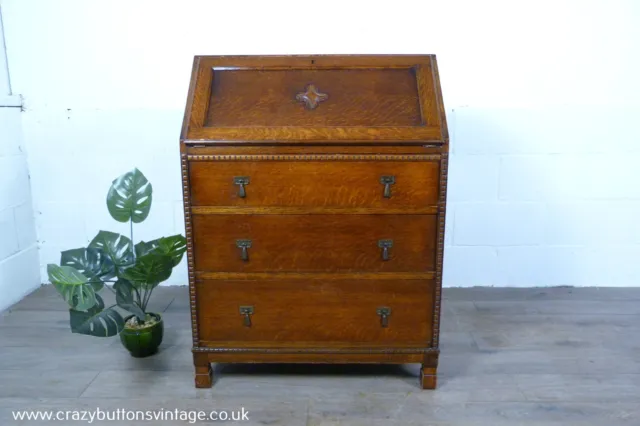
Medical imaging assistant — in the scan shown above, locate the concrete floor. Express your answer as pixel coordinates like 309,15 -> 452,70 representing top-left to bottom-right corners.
1,286 -> 639,425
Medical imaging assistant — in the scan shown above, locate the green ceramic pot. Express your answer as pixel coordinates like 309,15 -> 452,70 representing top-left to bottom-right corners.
119,313 -> 164,358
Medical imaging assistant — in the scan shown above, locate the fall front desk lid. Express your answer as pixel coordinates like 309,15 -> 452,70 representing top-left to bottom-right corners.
181,55 -> 448,144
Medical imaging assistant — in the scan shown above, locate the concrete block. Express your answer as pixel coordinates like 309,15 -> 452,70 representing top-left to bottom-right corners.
497,245 -> 640,287
454,203 -> 545,246
13,201 -> 37,250
447,155 -> 499,202
443,246 -> 497,287
0,155 -> 30,209
0,208 -> 19,259
173,201 -> 186,236
0,107 -> 23,157
496,246 -> 554,287
0,246 -> 41,311
26,154 -> 88,205
544,202 -> 640,246
454,106 -> 640,155
35,202 -> 87,247
499,154 -> 640,201
444,205 -> 454,247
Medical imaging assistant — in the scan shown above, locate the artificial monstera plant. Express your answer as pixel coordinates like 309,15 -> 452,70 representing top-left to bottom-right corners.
47,168 -> 186,337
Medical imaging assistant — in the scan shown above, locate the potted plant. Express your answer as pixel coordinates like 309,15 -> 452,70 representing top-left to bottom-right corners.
47,168 -> 186,357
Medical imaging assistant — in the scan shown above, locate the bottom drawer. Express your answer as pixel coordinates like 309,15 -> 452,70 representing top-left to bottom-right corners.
195,278 -> 434,345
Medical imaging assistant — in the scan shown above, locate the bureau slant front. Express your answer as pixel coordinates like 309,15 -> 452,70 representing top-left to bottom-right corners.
180,55 -> 449,389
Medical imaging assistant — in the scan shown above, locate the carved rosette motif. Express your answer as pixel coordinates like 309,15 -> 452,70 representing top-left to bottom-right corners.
296,84 -> 328,110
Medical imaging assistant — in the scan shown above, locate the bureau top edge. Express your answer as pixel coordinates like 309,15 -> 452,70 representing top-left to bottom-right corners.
181,55 -> 448,143
180,139 -> 449,146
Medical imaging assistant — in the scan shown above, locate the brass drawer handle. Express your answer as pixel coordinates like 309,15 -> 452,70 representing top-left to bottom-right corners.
378,239 -> 393,261
239,306 -> 254,327
236,239 -> 252,261
233,176 -> 250,198
376,307 -> 391,328
380,175 -> 395,198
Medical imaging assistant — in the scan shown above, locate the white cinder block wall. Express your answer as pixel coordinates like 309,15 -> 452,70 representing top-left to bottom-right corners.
1,0 -> 639,288
0,6 -> 40,311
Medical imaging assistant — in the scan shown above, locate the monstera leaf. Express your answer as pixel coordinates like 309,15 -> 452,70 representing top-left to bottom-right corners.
69,294 -> 124,337
135,235 -> 187,266
121,252 -> 173,290
134,240 -> 158,258
106,168 -> 152,223
48,264 -> 96,311
60,247 -> 115,291
114,279 -> 145,321
88,231 -> 133,275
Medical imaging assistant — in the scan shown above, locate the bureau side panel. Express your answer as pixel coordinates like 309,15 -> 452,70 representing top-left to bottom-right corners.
432,151 -> 448,348
181,152 -> 199,346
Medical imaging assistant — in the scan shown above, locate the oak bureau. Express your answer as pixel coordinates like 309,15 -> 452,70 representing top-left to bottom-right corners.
180,55 -> 449,389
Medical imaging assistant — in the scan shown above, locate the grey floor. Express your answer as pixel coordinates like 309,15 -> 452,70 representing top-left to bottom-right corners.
1,286 -> 639,425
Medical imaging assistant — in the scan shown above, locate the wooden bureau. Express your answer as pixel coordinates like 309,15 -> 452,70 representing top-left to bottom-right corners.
180,55 -> 449,389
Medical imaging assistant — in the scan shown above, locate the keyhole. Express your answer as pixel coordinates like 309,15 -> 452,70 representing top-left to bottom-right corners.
311,60 -> 315,65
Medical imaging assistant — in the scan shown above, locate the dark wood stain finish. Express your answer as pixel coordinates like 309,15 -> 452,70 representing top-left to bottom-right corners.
192,214 -> 437,272
207,68 -> 421,127
181,54 -> 449,389
182,55 -> 445,143
189,158 -> 440,208
196,279 -> 434,344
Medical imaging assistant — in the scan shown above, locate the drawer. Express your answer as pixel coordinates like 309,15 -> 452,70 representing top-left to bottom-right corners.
192,214 -> 437,272
196,278 -> 434,345
188,159 -> 440,209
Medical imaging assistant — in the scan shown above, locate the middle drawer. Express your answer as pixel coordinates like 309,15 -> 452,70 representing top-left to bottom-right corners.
191,214 -> 437,272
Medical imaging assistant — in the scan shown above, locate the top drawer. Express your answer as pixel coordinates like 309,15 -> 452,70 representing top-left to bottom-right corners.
188,157 -> 440,210
181,55 -> 447,143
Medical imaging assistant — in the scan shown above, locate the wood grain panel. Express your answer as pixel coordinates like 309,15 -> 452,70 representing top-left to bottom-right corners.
190,206 -> 438,215
191,215 -> 437,272
196,278 -> 434,344
194,272 -> 436,280
182,55 -> 446,142
193,352 -> 427,364
185,125 -> 442,143
184,145 -> 442,155
197,55 -> 436,68
189,160 -> 440,208
206,68 -> 421,127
